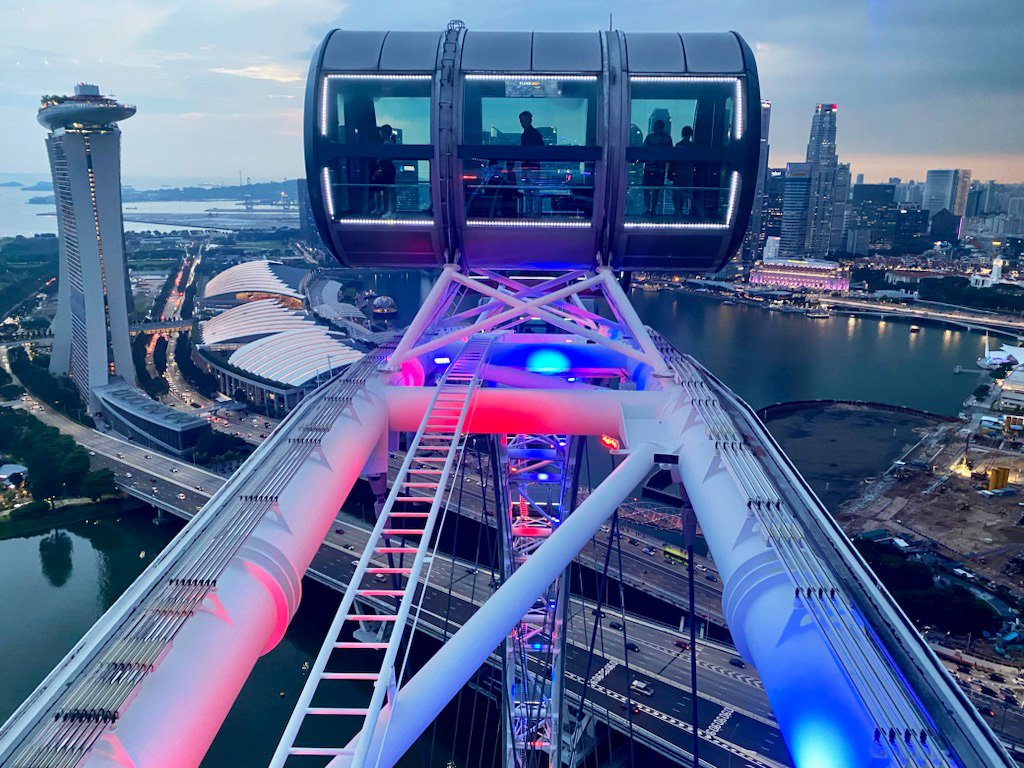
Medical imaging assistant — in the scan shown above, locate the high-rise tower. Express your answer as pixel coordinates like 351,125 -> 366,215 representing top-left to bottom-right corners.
741,99 -> 772,266
803,103 -> 839,258
38,84 -> 137,410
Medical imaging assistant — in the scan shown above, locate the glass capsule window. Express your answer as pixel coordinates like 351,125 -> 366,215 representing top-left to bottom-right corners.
461,75 -> 599,223
320,75 -> 433,222
626,77 -> 741,226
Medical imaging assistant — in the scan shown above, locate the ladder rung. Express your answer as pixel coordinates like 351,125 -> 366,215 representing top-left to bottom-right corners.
375,547 -> 419,554
409,469 -> 444,474
291,747 -> 358,756
321,672 -> 380,680
395,496 -> 431,503
367,567 -> 412,574
389,512 -> 430,518
415,458 -> 447,463
347,614 -> 398,622
335,642 -> 388,649
403,482 -> 439,488
382,528 -> 424,535
358,589 -> 407,596
305,708 -> 370,717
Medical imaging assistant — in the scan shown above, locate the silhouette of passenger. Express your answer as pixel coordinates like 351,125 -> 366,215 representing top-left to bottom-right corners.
642,119 -> 673,217
670,126 -> 696,219
370,124 -> 397,217
519,111 -> 544,216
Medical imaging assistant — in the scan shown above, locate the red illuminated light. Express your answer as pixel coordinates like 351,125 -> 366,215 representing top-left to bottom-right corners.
600,434 -> 620,451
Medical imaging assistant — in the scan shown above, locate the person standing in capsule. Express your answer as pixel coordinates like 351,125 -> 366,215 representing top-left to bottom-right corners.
519,110 -> 544,217
642,119 -> 673,218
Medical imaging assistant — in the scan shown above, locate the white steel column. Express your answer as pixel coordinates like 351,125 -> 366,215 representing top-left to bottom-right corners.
327,443 -> 656,768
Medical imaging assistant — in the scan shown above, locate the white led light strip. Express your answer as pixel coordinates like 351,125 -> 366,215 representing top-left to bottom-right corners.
623,171 -> 739,231
464,74 -> 598,82
466,219 -> 592,229
336,218 -> 434,226
321,167 -> 335,219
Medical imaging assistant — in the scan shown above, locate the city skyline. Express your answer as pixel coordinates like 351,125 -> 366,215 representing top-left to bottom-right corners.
1,0 -> 1022,184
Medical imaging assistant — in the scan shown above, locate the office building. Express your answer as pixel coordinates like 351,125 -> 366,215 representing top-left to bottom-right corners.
38,84 -> 138,409
804,103 -> 840,258
850,183 -> 898,252
741,100 -> 772,266
924,169 -> 972,217
780,162 -> 811,259
762,168 -> 786,240
830,162 -> 851,253
930,209 -> 962,242
39,84 -> 209,456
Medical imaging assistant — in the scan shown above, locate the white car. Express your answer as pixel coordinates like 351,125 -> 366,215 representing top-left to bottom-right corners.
177,493 -> 186,500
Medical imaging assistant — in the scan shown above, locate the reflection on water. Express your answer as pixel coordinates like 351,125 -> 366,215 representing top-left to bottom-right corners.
38,529 -> 73,587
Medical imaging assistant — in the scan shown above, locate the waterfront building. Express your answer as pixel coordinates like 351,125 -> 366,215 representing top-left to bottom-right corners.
201,259 -> 309,311
38,83 -> 208,456
780,162 -> 811,259
740,100 -> 772,266
39,84 -> 137,408
762,236 -> 780,261
895,204 -> 930,252
803,103 -> 840,258
999,370 -> 1024,412
748,257 -> 850,292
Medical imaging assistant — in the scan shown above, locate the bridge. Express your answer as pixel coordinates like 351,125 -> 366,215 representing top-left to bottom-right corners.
817,296 -> 1024,339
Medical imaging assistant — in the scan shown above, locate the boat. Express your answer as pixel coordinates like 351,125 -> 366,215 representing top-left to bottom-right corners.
909,325 -> 921,333
805,307 -> 831,319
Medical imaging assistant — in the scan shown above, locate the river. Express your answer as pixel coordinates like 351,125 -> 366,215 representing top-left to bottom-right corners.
0,276 -> 991,765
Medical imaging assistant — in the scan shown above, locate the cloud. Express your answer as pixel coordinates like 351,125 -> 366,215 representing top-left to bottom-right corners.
211,64 -> 304,83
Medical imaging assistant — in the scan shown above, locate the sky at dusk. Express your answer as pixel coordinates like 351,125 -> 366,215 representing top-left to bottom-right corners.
1,0 -> 1021,186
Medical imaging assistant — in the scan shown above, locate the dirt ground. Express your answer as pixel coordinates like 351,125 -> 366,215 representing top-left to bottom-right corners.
838,423 -> 1024,589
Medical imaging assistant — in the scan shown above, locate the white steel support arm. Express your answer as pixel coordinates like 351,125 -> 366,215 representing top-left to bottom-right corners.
326,443 -> 658,768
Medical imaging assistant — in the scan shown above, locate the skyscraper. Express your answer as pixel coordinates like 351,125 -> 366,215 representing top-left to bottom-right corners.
780,162 -> 812,259
804,103 -> 840,258
741,99 -> 772,266
38,84 -> 137,409
830,162 -> 852,253
38,84 -> 209,456
923,169 -> 972,217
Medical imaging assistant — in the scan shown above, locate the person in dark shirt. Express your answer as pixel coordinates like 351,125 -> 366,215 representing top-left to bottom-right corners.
642,119 -> 672,217
669,125 -> 695,219
519,111 -> 544,216
372,124 -> 397,217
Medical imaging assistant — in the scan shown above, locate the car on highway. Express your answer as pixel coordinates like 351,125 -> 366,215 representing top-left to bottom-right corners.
626,642 -> 641,653
170,468 -> 179,473
628,538 -> 639,546
124,472 -> 132,478
729,658 -> 746,669
151,487 -> 159,494
144,454 -> 152,460
609,621 -> 623,631
983,708 -> 997,718
374,573 -> 388,582
696,564 -> 708,572
629,679 -> 654,696
116,453 -> 125,459
334,528 -> 345,535
705,573 -> 718,582
88,451 -> 96,456
177,493 -> 186,500
195,485 -> 204,491
642,546 -> 656,556
674,640 -> 690,651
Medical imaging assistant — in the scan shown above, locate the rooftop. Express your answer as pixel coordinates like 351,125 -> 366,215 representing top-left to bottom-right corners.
37,84 -> 135,131
94,382 -> 208,432
227,328 -> 363,388
203,260 -> 308,302
199,299 -> 315,346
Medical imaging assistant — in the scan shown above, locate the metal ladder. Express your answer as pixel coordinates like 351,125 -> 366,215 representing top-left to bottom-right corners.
271,337 -> 491,767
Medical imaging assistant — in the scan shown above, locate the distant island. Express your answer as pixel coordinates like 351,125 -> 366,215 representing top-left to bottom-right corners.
20,181 -> 53,192
0,181 -> 23,188
27,178 -> 302,206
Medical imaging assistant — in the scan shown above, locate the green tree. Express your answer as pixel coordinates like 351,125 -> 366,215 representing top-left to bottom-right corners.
81,469 -> 116,501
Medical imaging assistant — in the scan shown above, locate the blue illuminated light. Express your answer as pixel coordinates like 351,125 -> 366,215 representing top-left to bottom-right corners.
433,356 -> 451,365
526,348 -> 571,375
537,472 -> 550,481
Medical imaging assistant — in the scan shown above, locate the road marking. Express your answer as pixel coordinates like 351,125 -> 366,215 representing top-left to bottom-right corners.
590,660 -> 616,687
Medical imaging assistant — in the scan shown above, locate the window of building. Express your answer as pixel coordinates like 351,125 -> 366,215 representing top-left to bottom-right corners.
625,77 -> 741,227
461,75 -> 599,224
320,75 -> 434,223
